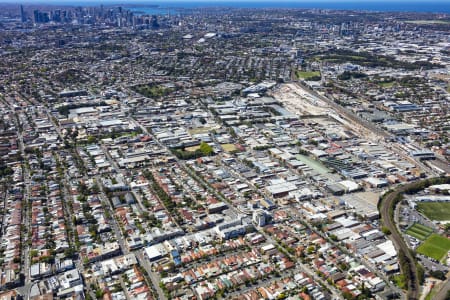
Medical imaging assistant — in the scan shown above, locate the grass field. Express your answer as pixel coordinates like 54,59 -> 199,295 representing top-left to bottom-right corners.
392,274 -> 407,289
188,127 -> 212,135
295,70 -> 320,80
184,145 -> 201,152
379,81 -> 395,88
417,202 -> 450,221
417,234 -> 450,262
221,143 -> 238,152
405,223 -> 433,241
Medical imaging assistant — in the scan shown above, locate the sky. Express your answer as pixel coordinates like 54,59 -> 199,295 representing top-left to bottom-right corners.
1,0 -> 449,10
2,0 -> 449,2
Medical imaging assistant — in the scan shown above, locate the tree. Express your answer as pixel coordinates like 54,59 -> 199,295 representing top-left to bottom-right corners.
30,250 -> 39,258
64,247 -> 76,258
199,142 -> 213,156
342,291 -> 353,300
87,135 -> 97,144
95,289 -> 104,299
309,139 -> 318,146
381,226 -> 391,235
90,183 -> 100,194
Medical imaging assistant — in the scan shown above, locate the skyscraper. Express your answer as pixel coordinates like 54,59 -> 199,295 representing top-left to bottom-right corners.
20,5 -> 26,22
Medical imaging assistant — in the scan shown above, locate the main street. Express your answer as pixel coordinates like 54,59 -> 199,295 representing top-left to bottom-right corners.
14,111 -> 33,300
135,250 -> 167,300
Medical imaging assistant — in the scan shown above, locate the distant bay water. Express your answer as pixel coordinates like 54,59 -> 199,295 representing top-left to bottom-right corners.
11,1 -> 450,14
123,1 -> 450,15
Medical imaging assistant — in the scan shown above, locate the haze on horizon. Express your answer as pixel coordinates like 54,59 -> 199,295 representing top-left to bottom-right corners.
1,0 -> 448,3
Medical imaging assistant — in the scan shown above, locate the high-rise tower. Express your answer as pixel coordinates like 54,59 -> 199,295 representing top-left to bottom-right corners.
20,5 -> 26,22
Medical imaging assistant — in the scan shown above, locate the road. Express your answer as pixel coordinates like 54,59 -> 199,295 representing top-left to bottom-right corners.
95,175 -> 129,255
14,112 -> 34,300
226,268 -> 310,298
434,279 -> 450,300
135,250 -> 167,300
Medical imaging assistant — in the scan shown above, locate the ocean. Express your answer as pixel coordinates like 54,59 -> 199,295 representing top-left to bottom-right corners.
9,1 -> 450,14
124,1 -> 450,15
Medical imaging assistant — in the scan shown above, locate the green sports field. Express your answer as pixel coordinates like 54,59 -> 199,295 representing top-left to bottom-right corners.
405,223 -> 433,241
221,143 -> 238,152
417,234 -> 450,262
295,70 -> 321,80
417,202 -> 450,221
